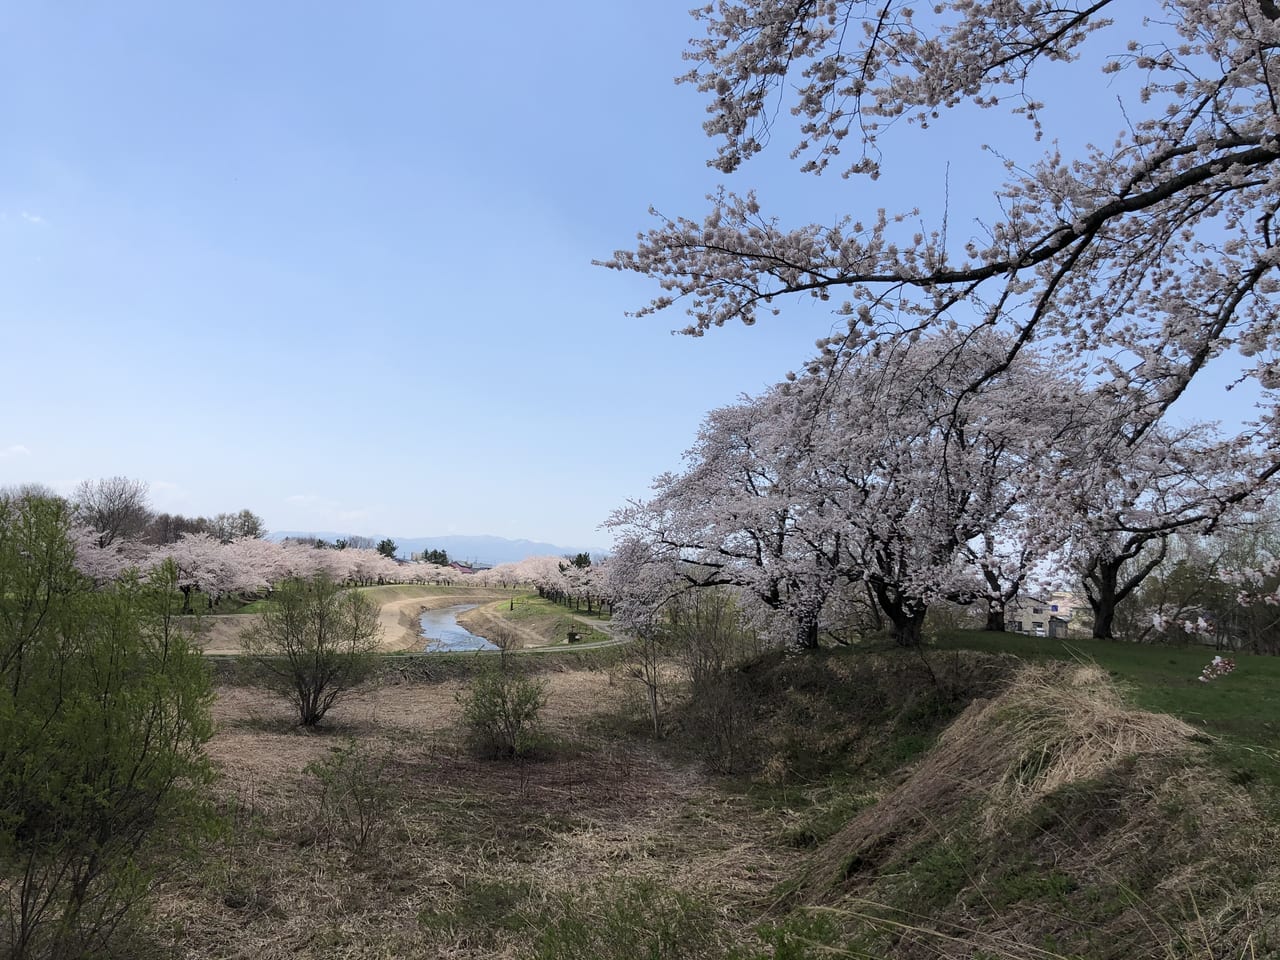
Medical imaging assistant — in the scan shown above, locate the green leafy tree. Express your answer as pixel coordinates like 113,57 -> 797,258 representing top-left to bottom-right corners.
0,493 -> 215,960
376,538 -> 397,559
422,548 -> 450,566
242,574 -> 382,727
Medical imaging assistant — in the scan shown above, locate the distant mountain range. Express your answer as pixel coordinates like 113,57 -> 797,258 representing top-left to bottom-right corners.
270,532 -> 603,566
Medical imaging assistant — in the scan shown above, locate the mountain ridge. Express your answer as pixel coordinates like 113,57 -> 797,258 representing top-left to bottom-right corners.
270,531 -> 605,565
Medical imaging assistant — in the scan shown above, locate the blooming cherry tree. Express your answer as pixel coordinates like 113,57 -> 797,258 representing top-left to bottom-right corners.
604,0 -> 1280,452
1062,419 -> 1269,637
612,329 -> 1086,646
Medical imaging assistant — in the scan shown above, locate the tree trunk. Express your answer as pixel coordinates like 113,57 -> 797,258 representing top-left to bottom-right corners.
795,617 -> 820,650
872,582 -> 928,646
1089,560 -> 1120,639
890,609 -> 926,647
985,603 -> 1006,632
1091,601 -> 1116,640
646,682 -> 660,737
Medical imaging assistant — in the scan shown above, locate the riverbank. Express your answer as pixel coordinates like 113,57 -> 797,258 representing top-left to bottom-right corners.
456,595 -> 615,650
188,585 -> 518,654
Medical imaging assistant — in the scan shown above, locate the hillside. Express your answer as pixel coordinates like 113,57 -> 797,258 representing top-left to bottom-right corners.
155,635 -> 1280,958
680,647 -> 1279,958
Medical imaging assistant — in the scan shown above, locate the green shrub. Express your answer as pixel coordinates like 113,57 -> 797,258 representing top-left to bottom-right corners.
0,494 -> 215,959
457,665 -> 549,758
241,573 -> 381,727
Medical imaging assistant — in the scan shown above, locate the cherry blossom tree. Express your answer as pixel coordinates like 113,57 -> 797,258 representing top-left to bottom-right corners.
516,556 -> 573,603
962,525 -> 1055,633
154,533 -> 252,612
68,525 -> 152,584
609,384 -> 844,648
613,329 -> 1089,646
1062,419 -> 1269,637
473,562 -> 520,588
604,0 -> 1280,452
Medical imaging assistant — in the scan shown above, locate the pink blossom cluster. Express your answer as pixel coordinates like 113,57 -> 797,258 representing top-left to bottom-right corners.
1198,656 -> 1236,683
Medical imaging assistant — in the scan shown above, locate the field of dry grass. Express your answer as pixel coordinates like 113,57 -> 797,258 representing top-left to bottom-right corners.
147,648 -> 1280,959
154,668 -> 788,959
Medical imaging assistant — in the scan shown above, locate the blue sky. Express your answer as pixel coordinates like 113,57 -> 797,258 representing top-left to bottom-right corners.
0,2 -> 1258,549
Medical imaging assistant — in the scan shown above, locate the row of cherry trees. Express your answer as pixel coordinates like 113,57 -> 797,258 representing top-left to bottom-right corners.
67,522 -> 617,614
608,330 -> 1272,647
72,532 -> 424,608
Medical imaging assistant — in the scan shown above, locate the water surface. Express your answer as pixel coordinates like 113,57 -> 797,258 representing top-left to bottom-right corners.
419,603 -> 498,652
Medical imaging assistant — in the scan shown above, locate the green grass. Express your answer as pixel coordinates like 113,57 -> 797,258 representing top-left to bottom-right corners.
529,879 -> 725,960
930,629 -> 1280,798
485,595 -> 612,645
171,589 -> 261,615
415,878 -> 535,943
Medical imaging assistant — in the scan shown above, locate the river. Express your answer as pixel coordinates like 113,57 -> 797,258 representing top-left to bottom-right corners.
418,603 -> 499,652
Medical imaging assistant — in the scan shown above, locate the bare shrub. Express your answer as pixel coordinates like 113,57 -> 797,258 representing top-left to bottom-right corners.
457,665 -> 549,758
302,739 -> 395,852
241,574 -> 381,727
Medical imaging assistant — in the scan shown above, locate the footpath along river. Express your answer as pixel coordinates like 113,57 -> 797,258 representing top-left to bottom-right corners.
418,603 -> 498,652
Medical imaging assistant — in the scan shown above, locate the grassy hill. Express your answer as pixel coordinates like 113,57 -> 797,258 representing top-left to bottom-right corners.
660,638 -> 1280,958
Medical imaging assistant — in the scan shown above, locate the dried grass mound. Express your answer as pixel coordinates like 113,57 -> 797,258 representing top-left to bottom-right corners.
800,663 -> 1198,898
984,664 -> 1197,813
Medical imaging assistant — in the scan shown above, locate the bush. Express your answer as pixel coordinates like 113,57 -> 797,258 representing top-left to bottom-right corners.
241,574 -> 381,727
0,494 -> 215,959
457,665 -> 548,758
303,739 -> 395,852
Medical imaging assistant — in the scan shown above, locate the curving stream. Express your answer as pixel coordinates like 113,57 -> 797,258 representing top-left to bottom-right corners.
418,603 -> 498,652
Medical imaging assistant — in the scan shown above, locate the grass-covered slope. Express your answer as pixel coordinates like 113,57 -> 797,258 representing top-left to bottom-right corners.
672,637 -> 1280,959
457,595 -> 613,649
931,630 -> 1280,797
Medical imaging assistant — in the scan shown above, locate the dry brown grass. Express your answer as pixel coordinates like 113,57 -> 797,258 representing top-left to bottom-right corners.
145,656 -> 1280,959
982,664 -> 1198,809
786,662 -> 1279,959
154,669 -> 787,959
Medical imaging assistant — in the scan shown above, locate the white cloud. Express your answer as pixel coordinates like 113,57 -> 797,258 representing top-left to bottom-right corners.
283,494 -> 376,530
20,212 -> 44,225
0,444 -> 31,459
